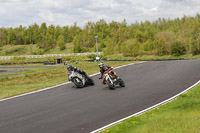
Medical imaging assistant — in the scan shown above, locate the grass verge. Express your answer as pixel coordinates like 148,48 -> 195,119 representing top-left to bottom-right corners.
100,84 -> 200,133
1,54 -> 200,65
0,61 -> 138,99
105,54 -> 200,60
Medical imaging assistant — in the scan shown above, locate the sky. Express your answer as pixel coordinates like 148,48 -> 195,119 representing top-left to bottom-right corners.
0,0 -> 200,27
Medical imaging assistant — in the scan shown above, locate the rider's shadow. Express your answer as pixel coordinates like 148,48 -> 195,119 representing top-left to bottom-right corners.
103,86 -> 122,90
72,84 -> 94,89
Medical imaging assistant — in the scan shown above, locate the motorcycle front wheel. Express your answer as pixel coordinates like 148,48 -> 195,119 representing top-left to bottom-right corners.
72,78 -> 84,88
119,78 -> 125,87
88,77 -> 95,85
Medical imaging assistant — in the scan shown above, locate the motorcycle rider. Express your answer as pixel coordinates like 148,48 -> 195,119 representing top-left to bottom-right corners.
98,62 -> 118,84
67,65 -> 89,79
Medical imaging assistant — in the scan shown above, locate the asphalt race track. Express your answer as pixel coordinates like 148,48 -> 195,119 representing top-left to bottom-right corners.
0,60 -> 200,133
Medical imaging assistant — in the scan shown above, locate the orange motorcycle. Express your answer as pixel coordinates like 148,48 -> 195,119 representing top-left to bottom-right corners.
102,69 -> 125,89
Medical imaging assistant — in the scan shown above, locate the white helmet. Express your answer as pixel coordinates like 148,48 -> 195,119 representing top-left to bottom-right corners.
98,62 -> 104,68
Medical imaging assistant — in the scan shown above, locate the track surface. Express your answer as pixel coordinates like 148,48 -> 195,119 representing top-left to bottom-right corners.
0,60 -> 200,133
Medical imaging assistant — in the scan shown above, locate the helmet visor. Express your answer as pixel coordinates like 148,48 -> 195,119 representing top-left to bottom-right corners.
99,64 -> 103,68
67,66 -> 72,71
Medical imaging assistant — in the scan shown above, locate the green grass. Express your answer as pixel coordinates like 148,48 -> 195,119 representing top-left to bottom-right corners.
0,45 -> 36,56
44,43 -> 74,54
0,61 -> 138,99
100,84 -> 200,133
105,54 -> 200,60
1,53 -> 199,66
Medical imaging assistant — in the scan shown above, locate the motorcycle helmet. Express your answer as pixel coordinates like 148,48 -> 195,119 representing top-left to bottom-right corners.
98,62 -> 104,69
67,65 -> 73,71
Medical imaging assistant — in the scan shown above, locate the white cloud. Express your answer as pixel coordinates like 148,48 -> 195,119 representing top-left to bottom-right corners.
0,0 -> 200,27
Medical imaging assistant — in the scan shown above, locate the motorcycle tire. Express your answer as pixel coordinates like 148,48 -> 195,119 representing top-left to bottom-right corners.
108,83 -> 115,90
119,78 -> 125,87
88,77 -> 95,85
72,78 -> 84,88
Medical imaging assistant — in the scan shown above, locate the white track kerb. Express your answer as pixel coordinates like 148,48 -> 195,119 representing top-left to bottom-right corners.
91,80 -> 200,133
0,62 -> 144,102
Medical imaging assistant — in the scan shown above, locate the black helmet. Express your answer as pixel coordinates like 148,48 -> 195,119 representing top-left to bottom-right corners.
98,62 -> 104,68
67,65 -> 73,71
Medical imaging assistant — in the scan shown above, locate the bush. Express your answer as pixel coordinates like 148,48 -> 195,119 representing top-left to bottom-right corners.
154,30 -> 175,55
87,54 -> 97,60
172,41 -> 186,56
122,39 -> 140,57
81,47 -> 90,53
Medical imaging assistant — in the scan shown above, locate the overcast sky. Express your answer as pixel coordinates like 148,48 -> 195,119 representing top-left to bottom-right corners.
0,0 -> 200,27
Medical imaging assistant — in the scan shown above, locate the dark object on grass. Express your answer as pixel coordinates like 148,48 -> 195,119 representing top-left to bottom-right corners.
56,58 -> 62,64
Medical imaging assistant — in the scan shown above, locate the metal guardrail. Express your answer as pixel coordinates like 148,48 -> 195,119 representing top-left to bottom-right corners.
0,52 -> 102,60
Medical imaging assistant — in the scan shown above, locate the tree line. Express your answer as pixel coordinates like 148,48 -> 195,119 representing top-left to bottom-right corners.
0,14 -> 200,56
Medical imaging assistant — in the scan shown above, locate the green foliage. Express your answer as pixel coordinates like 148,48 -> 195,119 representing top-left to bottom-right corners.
57,35 -> 65,50
0,14 -> 200,57
87,54 -> 97,60
171,41 -> 186,56
122,39 -> 140,57
73,35 -> 81,53
154,30 -> 175,55
104,38 -> 117,55
31,48 -> 44,55
80,47 -> 90,53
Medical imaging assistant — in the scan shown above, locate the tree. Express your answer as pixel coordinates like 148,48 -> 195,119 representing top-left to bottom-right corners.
37,23 -> 47,49
73,35 -> 81,53
171,40 -> 186,56
122,39 -> 140,57
0,29 -> 6,46
57,35 -> 65,50
7,28 -> 15,45
154,30 -> 176,55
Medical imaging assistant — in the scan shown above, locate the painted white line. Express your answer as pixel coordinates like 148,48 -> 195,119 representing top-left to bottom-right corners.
0,62 -> 143,102
90,80 -> 200,133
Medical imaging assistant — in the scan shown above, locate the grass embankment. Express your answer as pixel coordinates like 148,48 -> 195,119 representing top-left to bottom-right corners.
0,61 -> 138,99
101,84 -> 200,133
0,43 -> 96,56
0,43 -> 74,56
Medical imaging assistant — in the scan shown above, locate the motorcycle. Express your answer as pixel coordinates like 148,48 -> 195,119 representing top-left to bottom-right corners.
68,70 -> 94,88
102,70 -> 125,89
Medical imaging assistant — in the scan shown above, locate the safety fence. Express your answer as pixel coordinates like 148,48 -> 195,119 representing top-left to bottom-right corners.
0,52 -> 102,60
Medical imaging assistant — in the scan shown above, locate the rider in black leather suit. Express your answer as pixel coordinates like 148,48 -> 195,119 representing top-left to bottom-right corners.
67,65 -> 89,79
